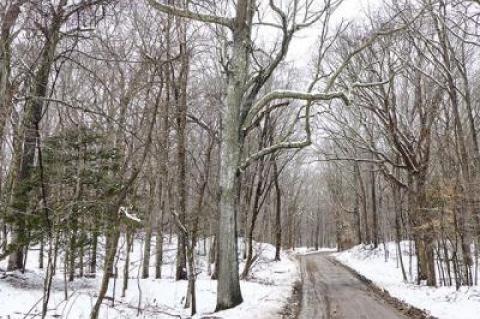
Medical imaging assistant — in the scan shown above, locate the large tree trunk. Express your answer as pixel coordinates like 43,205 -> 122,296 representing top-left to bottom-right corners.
0,1 -> 23,147
409,172 -> 436,286
7,6 -> 64,270
216,112 -> 243,310
216,1 -> 255,310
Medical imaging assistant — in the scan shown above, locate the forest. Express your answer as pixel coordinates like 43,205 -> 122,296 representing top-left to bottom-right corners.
0,0 -> 480,318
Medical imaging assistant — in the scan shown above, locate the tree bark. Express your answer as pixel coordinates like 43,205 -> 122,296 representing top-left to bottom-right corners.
7,3 -> 64,270
393,179 -> 407,281
215,0 -> 255,310
90,215 -> 121,319
353,162 -> 362,245
142,178 -> 156,279
273,159 -> 282,261
357,164 -> 370,244
174,10 -> 188,281
433,5 -> 474,284
122,230 -> 133,297
0,1 -> 23,147
371,166 -> 379,248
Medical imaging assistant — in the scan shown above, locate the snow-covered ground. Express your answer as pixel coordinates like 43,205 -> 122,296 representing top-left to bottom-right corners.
0,237 -> 299,318
334,242 -> 480,319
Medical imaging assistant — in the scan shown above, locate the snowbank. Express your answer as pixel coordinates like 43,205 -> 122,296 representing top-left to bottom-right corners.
0,237 -> 299,318
333,242 -> 480,319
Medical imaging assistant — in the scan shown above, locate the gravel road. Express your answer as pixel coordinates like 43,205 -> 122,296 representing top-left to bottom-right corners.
297,253 -> 409,319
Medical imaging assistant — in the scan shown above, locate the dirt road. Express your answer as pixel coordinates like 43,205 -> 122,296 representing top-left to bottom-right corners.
297,253 -> 409,319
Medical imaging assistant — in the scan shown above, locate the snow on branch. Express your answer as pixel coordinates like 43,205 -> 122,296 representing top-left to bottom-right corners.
147,0 -> 233,29
351,79 -> 391,89
325,33 -> 397,92
240,83 -> 391,171
119,206 -> 142,223
244,90 -> 349,129
240,139 -> 311,171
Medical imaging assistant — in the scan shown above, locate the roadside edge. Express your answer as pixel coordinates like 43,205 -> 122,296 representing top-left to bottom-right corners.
328,256 -> 437,319
280,256 -> 302,319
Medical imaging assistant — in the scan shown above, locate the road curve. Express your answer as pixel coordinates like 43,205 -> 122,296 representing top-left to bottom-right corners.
297,253 -> 409,319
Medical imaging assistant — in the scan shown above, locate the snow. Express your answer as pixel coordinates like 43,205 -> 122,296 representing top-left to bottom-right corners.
333,242 -> 480,319
0,237 -> 299,318
120,206 -> 142,223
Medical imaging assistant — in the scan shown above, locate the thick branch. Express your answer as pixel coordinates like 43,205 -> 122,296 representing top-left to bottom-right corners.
244,90 -> 349,129
240,139 -> 311,170
147,0 -> 233,28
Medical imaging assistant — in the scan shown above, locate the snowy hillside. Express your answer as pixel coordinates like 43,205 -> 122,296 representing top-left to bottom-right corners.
0,237 -> 298,319
334,242 -> 480,319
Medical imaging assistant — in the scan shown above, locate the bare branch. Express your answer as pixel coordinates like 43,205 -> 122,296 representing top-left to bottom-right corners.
325,7 -> 426,92
244,101 -> 289,133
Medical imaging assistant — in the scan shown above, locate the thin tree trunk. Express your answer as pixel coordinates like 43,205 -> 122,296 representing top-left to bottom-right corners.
273,159 -> 282,261
39,239 -> 44,269
90,221 -> 121,319
142,178 -> 156,279
357,164 -> 370,244
434,9 -> 473,284
37,125 -> 54,319
393,182 -> 407,281
155,207 -> 164,279
90,231 -> 98,277
174,48 -> 188,279
371,167 -> 378,248
122,230 -> 133,297
69,145 -> 84,281
184,235 -> 196,316
155,70 -> 169,279
353,162 -> 362,245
